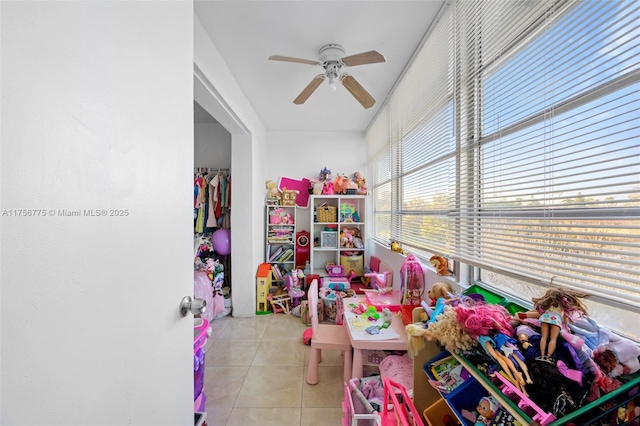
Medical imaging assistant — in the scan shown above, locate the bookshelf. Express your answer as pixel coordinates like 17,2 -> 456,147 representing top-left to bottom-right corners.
265,204 -> 296,281
309,195 -> 366,277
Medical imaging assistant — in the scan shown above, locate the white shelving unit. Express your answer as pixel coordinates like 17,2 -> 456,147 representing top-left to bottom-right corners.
309,195 -> 366,277
265,204 -> 296,280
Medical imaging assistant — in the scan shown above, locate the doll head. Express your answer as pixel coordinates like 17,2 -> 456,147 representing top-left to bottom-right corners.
477,396 -> 499,422
428,282 -> 453,302
453,303 -> 514,339
425,305 -> 477,353
516,324 -> 540,349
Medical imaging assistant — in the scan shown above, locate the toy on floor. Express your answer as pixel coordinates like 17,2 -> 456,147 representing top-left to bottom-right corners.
268,286 -> 291,314
303,327 -> 312,345
283,269 -> 305,308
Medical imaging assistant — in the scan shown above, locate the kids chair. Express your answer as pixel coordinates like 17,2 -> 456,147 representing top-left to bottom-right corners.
305,279 -> 353,385
364,256 -> 393,290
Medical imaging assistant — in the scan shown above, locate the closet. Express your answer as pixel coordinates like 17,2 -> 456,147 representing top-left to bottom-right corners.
193,101 -> 233,320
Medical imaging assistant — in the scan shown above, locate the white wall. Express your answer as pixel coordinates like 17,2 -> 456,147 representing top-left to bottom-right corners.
266,130 -> 367,241
194,15 -> 268,317
194,122 -> 232,169
1,1 -> 194,424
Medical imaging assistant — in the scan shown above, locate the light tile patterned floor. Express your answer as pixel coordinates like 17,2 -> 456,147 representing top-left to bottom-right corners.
203,313 -> 345,425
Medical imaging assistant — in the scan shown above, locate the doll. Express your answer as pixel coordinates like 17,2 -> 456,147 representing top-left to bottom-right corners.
515,323 -> 542,362
517,285 -> 589,362
455,304 -> 530,393
493,332 -> 533,384
476,395 -> 499,425
407,305 -> 477,354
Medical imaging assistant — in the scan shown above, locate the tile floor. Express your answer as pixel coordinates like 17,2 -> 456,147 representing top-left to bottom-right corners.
202,313 -> 346,425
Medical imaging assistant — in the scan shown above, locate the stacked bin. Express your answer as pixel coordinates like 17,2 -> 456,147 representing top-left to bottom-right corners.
194,318 -> 210,413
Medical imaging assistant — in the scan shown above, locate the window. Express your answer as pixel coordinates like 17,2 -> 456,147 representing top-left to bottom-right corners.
367,4 -> 456,258
366,0 -> 639,313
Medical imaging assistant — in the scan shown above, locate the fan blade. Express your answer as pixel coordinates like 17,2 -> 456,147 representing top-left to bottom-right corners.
294,74 -> 326,105
341,50 -> 386,66
341,74 -> 376,109
269,55 -> 320,65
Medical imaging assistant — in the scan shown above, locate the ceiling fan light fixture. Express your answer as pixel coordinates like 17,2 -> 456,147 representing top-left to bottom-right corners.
270,43 -> 385,108
328,77 -> 337,92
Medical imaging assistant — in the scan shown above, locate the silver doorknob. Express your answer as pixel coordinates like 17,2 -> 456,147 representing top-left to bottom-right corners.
179,296 -> 207,317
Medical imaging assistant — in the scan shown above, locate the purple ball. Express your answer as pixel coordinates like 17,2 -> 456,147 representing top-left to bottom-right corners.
211,228 -> 231,255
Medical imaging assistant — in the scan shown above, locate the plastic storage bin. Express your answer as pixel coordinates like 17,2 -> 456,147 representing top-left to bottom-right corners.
423,351 -> 469,396
501,301 -> 527,315
462,283 -> 506,305
423,398 -> 460,426
446,378 -> 489,426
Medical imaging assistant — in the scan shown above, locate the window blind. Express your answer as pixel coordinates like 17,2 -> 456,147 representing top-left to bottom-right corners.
453,0 -> 640,307
366,104 -> 392,243
366,0 -> 639,310
368,4 -> 457,255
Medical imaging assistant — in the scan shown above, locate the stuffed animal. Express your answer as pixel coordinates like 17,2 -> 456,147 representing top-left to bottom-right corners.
353,171 -> 367,194
430,255 -> 451,276
428,282 -> 453,305
334,174 -> 357,194
266,179 -> 281,199
390,240 -> 407,255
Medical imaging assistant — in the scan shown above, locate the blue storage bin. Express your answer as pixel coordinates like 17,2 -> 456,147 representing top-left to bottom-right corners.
423,351 -> 469,397
446,378 -> 490,426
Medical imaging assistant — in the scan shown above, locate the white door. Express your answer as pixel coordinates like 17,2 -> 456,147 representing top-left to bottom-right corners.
1,2 -> 195,424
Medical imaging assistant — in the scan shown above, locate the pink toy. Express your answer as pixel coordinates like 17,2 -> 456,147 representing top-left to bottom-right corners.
303,327 -> 312,345
400,254 -> 425,306
493,370 -> 556,425
284,269 -> 306,308
322,181 -> 335,195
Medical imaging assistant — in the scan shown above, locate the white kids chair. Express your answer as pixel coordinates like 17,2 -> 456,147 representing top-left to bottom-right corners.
305,279 -> 353,385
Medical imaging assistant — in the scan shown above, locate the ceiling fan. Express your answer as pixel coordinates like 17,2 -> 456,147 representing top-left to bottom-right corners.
269,43 -> 386,109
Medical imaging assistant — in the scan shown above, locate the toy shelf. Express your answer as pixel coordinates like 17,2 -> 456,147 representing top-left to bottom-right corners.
309,195 -> 366,277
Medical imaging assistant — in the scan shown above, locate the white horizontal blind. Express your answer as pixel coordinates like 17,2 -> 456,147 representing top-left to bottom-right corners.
453,0 -> 640,307
367,5 -> 456,253
366,104 -> 392,244
389,5 -> 456,255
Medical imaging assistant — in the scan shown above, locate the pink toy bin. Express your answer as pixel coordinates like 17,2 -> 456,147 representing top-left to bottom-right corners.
194,318 -> 210,352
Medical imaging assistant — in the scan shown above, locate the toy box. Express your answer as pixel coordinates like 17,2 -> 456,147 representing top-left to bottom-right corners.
424,352 -> 468,396
300,299 -> 324,325
423,398 -> 460,426
341,254 -> 364,277
321,276 -> 351,291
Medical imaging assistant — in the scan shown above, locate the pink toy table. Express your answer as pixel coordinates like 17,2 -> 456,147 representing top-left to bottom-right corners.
343,296 -> 408,379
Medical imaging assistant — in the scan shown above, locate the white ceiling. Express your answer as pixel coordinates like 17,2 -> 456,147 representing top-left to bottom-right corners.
194,1 -> 445,132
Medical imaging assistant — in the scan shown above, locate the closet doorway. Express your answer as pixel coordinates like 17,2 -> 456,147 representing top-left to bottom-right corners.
194,101 -> 232,321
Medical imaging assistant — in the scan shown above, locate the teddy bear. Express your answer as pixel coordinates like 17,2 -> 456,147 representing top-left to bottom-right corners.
427,282 -> 453,305
265,179 -> 281,199
430,254 -> 451,276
